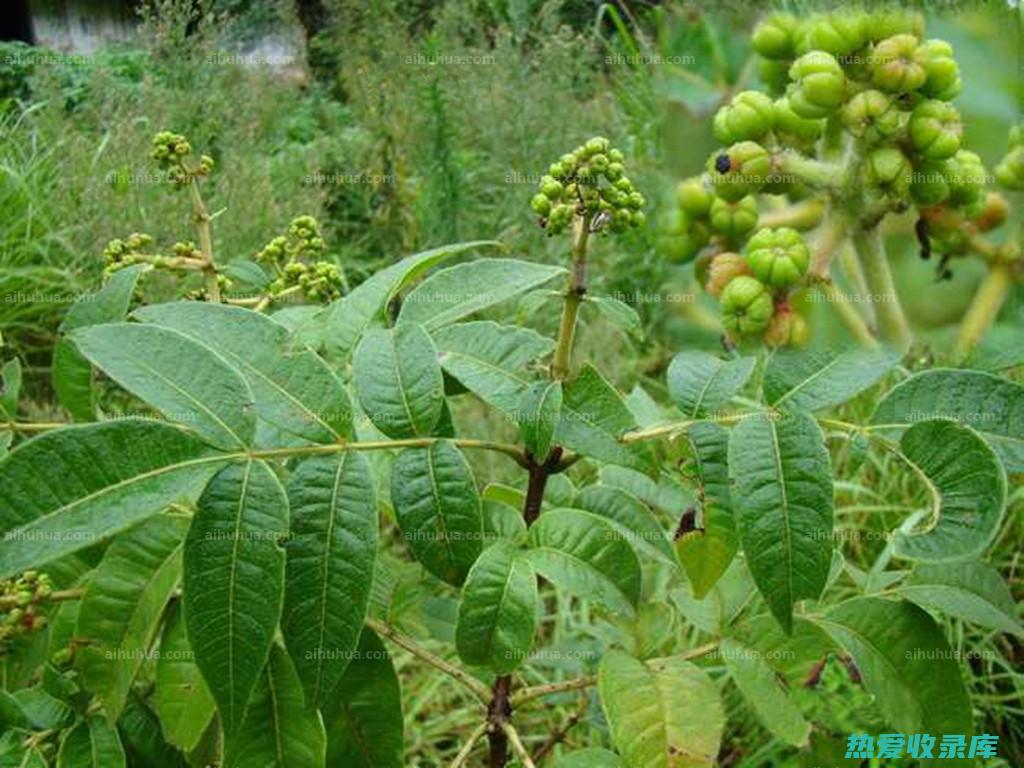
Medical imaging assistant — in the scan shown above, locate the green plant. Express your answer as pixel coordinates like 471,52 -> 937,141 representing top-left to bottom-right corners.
662,9 -> 1021,357
0,125 -> 1020,768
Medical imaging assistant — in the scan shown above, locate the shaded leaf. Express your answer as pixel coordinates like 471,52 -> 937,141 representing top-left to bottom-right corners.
897,561 -> 1021,636
667,352 -> 754,418
155,603 -> 215,753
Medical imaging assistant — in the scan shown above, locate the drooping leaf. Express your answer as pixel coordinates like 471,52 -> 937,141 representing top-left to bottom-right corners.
353,324 -> 444,439
598,650 -> 724,768
556,365 -> 652,471
728,412 -> 833,633
225,645 -> 326,768
675,423 -> 738,598
893,420 -> 1006,561
322,628 -> 403,768
667,352 -> 755,418
813,597 -> 973,757
719,638 -> 810,747
0,420 -> 226,578
320,241 -> 500,358
75,514 -> 188,722
525,509 -> 641,615
390,441 -> 483,585
517,381 -> 562,463
56,717 -> 126,768
398,259 -> 566,331
283,453 -> 378,707
896,561 -> 1021,636
574,485 -> 675,565
455,541 -> 537,674
155,603 -> 216,753
135,302 -> 351,443
763,347 -> 900,412
72,323 -> 255,450
184,460 -> 288,735
433,321 -> 553,413
872,368 -> 1024,472
53,265 -> 145,422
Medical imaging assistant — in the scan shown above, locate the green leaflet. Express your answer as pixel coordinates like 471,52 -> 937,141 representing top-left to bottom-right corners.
872,368 -> 1024,472
483,500 -> 527,546
53,265 -> 145,422
0,419 -> 225,578
353,323 -> 445,439
433,321 -> 554,414
155,603 -> 216,753
896,561 -> 1022,636
56,717 -> 126,768
574,485 -> 676,565
184,460 -> 288,735
390,441 -> 483,585
675,422 -> 738,598
598,650 -> 724,768
13,686 -> 73,730
0,738 -> 46,768
283,452 -> 378,707
764,347 -> 900,412
556,364 -> 653,471
586,295 -> 642,338
225,645 -> 326,768
525,509 -> 641,615
553,749 -> 627,768
72,323 -> 255,450
75,514 -> 188,723
320,241 -> 500,359
517,381 -> 562,463
728,411 -> 833,634
0,357 -> 21,420
455,540 -> 538,673
322,628 -> 403,768
397,258 -> 566,331
135,302 -> 352,444
719,637 -> 810,747
813,597 -> 973,764
117,694 -> 190,768
894,420 -> 1006,561
667,351 -> 755,418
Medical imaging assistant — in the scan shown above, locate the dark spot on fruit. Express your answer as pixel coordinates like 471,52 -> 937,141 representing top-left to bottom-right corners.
715,153 -> 732,173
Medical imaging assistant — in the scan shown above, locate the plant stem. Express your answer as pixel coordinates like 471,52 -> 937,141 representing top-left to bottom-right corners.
250,437 -> 528,467
774,151 -> 841,192
758,199 -> 825,231
851,228 -> 910,349
449,722 -> 489,768
189,178 -> 220,303
954,261 -> 1013,359
5,421 -> 64,433
487,674 -> 512,767
510,675 -> 596,706
619,412 -> 760,444
550,214 -> 591,380
501,722 -> 537,768
365,617 -> 491,702
814,278 -> 879,348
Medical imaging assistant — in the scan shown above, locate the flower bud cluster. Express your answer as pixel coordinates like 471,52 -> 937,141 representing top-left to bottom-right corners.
260,216 -> 344,303
151,131 -> 214,188
0,571 -> 52,652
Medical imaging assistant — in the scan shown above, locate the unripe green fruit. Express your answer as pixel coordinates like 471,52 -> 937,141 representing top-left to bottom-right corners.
585,137 -> 611,155
531,194 -> 552,216
909,161 -> 950,206
799,12 -> 867,56
871,34 -> 926,93
945,150 -> 987,207
657,208 -> 710,263
758,59 -> 791,98
842,90 -> 903,143
709,195 -> 758,240
763,307 -> 809,347
540,176 -> 563,198
713,91 -> 775,145
676,178 -> 712,218
909,100 -> 962,160
752,14 -> 799,59
864,9 -> 924,41
917,39 -> 962,101
705,252 -> 750,296
787,51 -> 845,119
720,276 -> 774,336
706,141 -> 772,202
773,97 -> 826,143
995,146 -> 1024,191
862,147 -> 912,199
744,227 -> 810,289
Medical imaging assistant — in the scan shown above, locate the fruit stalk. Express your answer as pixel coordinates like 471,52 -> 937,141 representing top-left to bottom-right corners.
852,227 -> 911,348
954,261 -> 1013,358
550,214 -> 591,380
189,178 -> 220,303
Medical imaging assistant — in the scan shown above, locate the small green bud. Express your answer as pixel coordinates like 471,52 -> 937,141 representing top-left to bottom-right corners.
720,276 -> 774,336
917,39 -> 962,101
744,227 -> 810,289
676,178 -> 713,218
531,193 -> 552,216
788,51 -> 845,119
862,147 -> 913,200
713,91 -> 775,145
752,14 -> 799,59
709,195 -> 758,240
909,161 -> 951,206
773,97 -> 826,143
871,34 -> 926,93
842,90 -> 903,143
945,150 -> 987,207
909,100 -> 962,161
995,146 -> 1024,191
799,12 -> 867,57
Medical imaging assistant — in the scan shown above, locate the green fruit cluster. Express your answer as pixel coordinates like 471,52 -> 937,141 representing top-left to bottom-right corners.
261,216 -> 344,303
657,176 -> 762,264
531,137 -> 645,235
995,125 -> 1024,191
102,232 -> 154,275
151,130 -> 214,188
0,570 -> 51,651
